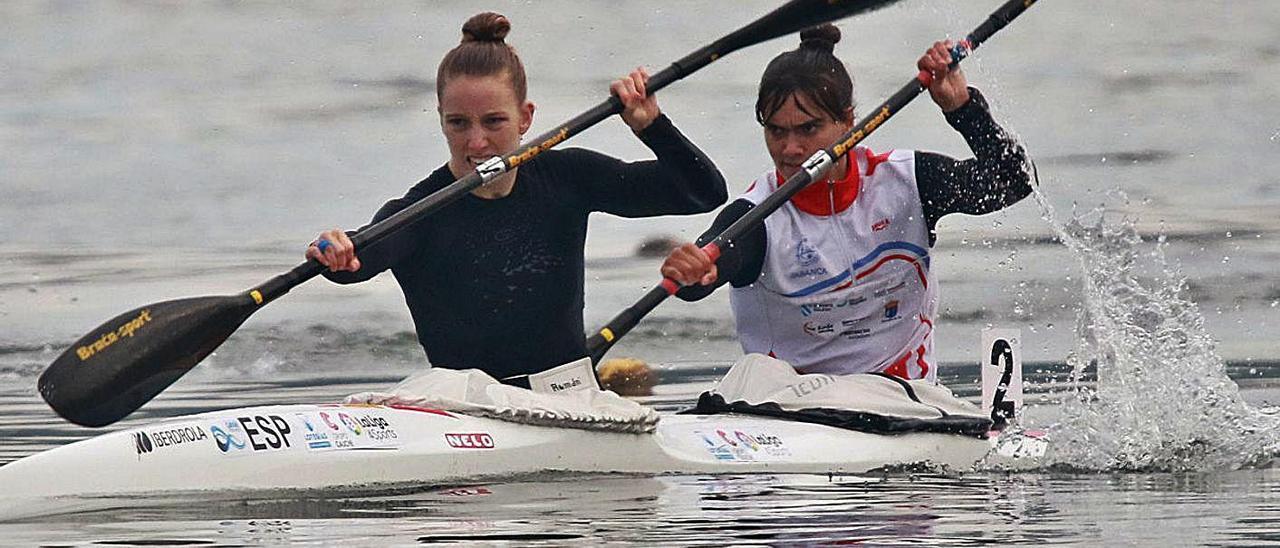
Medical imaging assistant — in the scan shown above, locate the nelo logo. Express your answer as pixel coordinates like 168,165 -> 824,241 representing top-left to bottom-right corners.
444,433 -> 495,449
134,432 -> 153,455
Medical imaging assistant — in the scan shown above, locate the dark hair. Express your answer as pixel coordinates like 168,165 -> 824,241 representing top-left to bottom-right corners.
436,12 -> 528,101
755,24 -> 855,125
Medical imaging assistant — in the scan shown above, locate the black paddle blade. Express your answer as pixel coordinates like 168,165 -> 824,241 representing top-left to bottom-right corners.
718,0 -> 903,53
38,295 -> 258,427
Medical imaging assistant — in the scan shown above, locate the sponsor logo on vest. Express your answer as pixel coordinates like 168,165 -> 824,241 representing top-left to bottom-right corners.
883,300 -> 900,321
787,375 -> 834,398
839,327 -> 872,340
76,308 -> 153,361
802,296 -> 868,317
788,267 -> 829,280
133,431 -> 153,454
872,218 -> 891,231
874,281 -> 907,298
802,321 -> 835,337
800,302 -> 834,317
795,238 -> 820,267
445,433 -> 495,449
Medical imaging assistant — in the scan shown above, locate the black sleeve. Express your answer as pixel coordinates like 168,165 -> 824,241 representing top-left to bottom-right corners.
321,178 -> 437,285
916,87 -> 1032,244
674,198 -> 767,302
578,114 -> 728,216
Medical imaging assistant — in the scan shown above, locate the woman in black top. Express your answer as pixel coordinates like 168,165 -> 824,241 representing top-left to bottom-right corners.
307,12 -> 727,380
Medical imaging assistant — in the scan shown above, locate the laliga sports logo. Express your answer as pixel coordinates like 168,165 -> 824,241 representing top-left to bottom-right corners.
338,413 -> 362,435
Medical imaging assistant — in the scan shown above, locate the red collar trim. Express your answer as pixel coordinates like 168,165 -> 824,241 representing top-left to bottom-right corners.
786,155 -> 860,216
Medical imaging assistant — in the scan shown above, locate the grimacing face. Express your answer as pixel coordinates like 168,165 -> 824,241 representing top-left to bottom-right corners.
762,93 -> 853,181
438,73 -> 534,180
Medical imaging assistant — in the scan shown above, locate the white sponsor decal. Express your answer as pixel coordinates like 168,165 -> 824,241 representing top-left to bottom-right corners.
297,409 -> 400,451
696,428 -> 791,461
445,433 -> 495,449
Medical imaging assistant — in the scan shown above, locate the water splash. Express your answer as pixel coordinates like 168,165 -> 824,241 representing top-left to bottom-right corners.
1033,189 -> 1280,471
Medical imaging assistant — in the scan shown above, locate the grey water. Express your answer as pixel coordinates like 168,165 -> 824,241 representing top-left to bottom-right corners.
4,0 -> 1280,545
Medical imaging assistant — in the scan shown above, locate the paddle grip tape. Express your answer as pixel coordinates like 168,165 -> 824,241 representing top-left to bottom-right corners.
701,242 -> 722,263
660,278 -> 680,295
476,156 -> 507,182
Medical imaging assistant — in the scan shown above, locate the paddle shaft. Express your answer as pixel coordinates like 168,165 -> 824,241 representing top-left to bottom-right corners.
586,0 -> 1039,364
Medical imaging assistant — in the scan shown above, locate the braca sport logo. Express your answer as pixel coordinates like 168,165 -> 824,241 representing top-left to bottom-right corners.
134,431 -> 153,455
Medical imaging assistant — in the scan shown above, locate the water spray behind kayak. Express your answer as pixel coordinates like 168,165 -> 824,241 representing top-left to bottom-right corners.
1034,188 -> 1280,472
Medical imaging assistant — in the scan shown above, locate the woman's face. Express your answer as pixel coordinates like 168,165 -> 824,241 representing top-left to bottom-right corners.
439,73 -> 534,178
762,93 -> 852,181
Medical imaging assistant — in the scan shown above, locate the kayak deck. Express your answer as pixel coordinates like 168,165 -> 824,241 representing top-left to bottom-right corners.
0,403 -> 995,500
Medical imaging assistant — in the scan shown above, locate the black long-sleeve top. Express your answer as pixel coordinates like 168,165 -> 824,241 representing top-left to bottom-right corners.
679,88 -> 1031,298
326,114 -> 727,378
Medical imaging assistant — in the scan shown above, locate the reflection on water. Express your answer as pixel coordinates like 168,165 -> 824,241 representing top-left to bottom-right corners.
5,471 -> 1280,545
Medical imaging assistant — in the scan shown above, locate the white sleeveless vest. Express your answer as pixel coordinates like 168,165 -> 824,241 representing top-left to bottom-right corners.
729,148 -> 938,381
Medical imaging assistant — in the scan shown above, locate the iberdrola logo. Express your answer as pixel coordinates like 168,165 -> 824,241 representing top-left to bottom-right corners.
795,238 -> 819,267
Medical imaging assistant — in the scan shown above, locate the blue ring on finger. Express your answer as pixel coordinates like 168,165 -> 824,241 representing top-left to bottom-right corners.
317,239 -> 332,253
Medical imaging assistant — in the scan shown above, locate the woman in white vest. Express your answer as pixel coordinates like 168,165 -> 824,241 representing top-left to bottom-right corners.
661,25 -> 1032,382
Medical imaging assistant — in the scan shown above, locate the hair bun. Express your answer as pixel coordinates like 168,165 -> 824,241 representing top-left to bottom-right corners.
461,12 -> 511,43
799,24 -> 840,53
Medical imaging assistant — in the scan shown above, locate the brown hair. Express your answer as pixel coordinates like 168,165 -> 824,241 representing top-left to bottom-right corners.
436,12 -> 528,101
755,24 -> 855,125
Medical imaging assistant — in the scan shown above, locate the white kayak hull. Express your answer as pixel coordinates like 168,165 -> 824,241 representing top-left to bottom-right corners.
0,403 -> 1000,500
